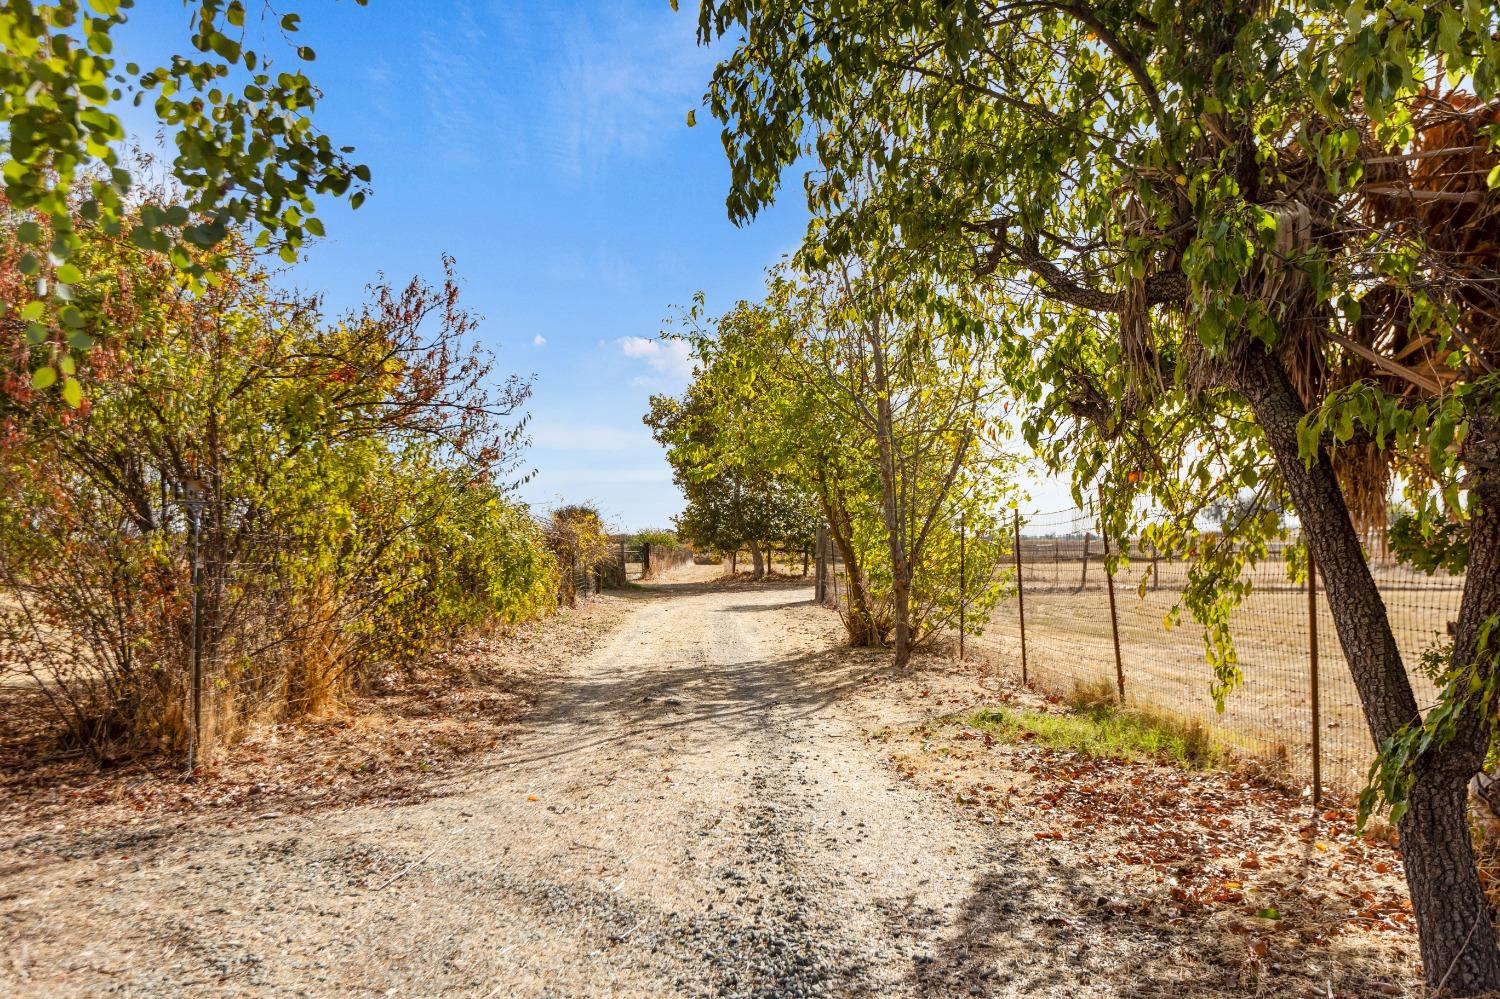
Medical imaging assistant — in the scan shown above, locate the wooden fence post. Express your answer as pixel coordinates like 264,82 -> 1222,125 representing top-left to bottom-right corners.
1308,549 -> 1323,808
1014,509 -> 1028,686
1099,487 -> 1125,702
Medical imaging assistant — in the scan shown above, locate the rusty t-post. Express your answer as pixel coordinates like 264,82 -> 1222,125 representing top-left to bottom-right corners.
1308,548 -> 1323,808
1099,486 -> 1125,702
1013,509 -> 1027,685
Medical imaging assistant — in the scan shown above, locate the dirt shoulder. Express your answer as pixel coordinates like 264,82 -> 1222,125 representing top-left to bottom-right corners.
0,593 -> 633,859
1,572 -> 1422,998
833,639 -> 1419,998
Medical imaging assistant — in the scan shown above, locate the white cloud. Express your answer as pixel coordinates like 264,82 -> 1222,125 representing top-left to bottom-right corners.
533,334 -> 547,347
618,336 -> 694,379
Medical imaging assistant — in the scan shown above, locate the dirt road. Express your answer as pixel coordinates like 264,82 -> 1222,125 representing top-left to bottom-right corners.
1,572 -> 999,997
1,571 -> 1412,997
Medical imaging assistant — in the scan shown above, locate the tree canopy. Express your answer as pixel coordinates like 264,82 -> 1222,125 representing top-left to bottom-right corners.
2,0 -> 370,400
694,0 -> 1500,988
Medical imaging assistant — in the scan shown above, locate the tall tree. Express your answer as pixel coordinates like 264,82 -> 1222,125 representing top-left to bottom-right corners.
645,381 -> 814,578
671,267 -> 1012,659
768,255 -> 1009,665
695,0 -> 1500,988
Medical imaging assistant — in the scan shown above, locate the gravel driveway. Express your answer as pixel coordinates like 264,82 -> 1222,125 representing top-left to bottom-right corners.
2,573 -> 1006,998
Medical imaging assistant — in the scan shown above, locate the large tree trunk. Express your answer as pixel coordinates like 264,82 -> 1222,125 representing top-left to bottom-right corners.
1402,773 -> 1497,993
1237,346 -> 1500,992
748,541 -> 765,579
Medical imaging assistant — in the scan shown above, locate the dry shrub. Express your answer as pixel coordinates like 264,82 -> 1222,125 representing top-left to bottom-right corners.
1,224 -> 548,766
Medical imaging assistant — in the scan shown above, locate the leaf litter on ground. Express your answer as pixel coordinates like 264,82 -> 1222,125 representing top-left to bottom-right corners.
857,653 -> 1422,998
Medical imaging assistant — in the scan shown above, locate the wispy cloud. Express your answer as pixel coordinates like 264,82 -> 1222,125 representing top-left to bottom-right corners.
543,8 -> 710,177
532,334 -> 547,347
542,248 -> 639,293
618,335 -> 694,379
531,422 -> 653,451
409,2 -> 707,174
416,3 -> 494,164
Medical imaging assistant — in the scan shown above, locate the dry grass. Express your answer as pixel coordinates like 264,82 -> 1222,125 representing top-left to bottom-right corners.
0,596 -> 632,847
968,556 -> 1457,793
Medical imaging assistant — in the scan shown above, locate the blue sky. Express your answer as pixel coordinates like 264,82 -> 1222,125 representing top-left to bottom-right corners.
122,2 -> 1074,527
125,1 -> 810,532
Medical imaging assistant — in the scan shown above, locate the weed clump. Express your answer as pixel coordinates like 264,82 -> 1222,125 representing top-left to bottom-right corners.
968,690 -> 1225,770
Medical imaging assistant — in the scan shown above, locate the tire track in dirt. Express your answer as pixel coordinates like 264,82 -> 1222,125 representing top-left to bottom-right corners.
1,572 -> 991,997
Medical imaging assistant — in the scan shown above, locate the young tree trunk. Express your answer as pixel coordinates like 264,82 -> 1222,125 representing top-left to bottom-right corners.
867,324 -> 912,666
890,565 -> 912,665
818,486 -> 881,646
1237,346 -> 1500,992
819,497 -> 871,642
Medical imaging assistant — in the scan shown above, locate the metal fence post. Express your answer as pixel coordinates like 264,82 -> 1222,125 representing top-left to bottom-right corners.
181,481 -> 206,776
1079,531 -> 1090,590
958,512 -> 966,660
1308,549 -> 1323,808
1013,509 -> 1028,686
1099,487 -> 1125,702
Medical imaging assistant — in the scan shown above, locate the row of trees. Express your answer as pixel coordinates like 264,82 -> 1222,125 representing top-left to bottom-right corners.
688,0 -> 1500,988
648,257 -> 1013,662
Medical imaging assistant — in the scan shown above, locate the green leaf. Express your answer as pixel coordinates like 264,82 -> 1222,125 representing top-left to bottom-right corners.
61,377 -> 83,408
31,365 -> 58,390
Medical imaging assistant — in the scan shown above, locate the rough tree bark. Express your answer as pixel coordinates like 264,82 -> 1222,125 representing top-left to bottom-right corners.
1236,345 -> 1500,992
747,540 -> 766,579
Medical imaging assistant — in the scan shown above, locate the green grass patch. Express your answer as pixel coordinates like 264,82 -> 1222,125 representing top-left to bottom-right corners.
967,697 -> 1226,770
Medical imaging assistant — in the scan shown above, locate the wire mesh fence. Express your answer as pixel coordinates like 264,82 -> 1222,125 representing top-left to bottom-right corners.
609,540 -> 697,582
814,508 -> 1460,795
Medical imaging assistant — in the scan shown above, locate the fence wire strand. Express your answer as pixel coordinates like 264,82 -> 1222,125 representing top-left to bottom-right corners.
815,506 -> 1460,794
